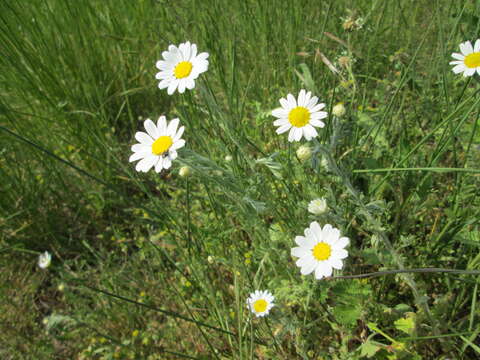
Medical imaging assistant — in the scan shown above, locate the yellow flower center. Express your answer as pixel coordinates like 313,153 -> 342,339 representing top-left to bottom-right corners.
253,299 -> 268,313
464,52 -> 480,68
151,136 -> 173,155
288,106 -> 310,127
174,61 -> 193,79
312,242 -> 331,261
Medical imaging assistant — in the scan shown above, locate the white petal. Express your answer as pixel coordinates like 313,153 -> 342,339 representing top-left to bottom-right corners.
465,67 -> 476,76
167,118 -> 180,136
154,157 -> 164,173
135,132 -> 154,145
168,149 -> 178,160
157,72 -> 175,81
131,143 -> 150,153
303,125 -> 318,140
167,80 -> 178,95
190,43 -> 197,59
291,246 -> 310,258
163,157 -> 172,169
460,41 -> 473,55
272,108 -> 289,118
294,236 -> 308,247
311,111 -> 328,120
314,265 -> 327,279
279,97 -> 290,109
287,127 -> 296,142
310,222 -> 323,239
296,254 -> 314,267
196,52 -> 209,62
452,64 -> 465,74
304,91 -> 312,104
178,80 -> 186,94
309,119 -> 325,128
307,96 -> 318,108
451,53 -> 465,61
136,155 -> 155,172
449,60 -> 463,65
333,249 -> 349,259
330,258 -> 344,270
298,89 -> 306,107
182,43 -> 191,61
309,103 -> 325,112
185,78 -> 196,89
171,139 -> 185,150
273,119 -> 289,126
475,39 -> 480,53
129,151 -> 148,163
326,228 -> 341,244
157,116 -> 167,134
144,119 -> 158,139
276,124 -> 291,134
293,127 -> 303,141
333,237 -> 349,249
158,78 -> 170,89
174,126 -> 185,141
299,259 -> 317,275
287,94 -> 297,108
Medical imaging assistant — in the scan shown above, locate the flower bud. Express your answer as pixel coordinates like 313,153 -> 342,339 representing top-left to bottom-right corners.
332,103 -> 346,117
296,145 -> 312,162
179,166 -> 191,178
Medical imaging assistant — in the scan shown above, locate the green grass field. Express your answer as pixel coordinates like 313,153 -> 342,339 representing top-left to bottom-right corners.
2,0 -> 480,358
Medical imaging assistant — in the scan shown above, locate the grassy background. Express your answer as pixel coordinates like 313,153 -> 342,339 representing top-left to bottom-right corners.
1,0 -> 480,358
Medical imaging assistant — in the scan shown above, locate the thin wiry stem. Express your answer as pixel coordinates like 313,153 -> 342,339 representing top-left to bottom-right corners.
328,268 -> 480,280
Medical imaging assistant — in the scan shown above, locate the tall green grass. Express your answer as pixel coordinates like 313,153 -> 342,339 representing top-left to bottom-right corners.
1,0 -> 480,358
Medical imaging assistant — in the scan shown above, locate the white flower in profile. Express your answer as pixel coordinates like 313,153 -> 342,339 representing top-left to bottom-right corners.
308,198 -> 328,215
246,290 -> 275,318
38,251 -> 52,269
272,89 -> 327,142
291,221 -> 349,280
450,39 -> 480,77
155,41 -> 209,95
129,116 -> 185,173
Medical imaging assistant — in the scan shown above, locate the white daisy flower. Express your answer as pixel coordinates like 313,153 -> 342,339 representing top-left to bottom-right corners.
450,39 -> 480,77
155,41 -> 209,95
38,251 -> 52,269
291,221 -> 349,280
272,89 -> 327,142
129,116 -> 185,173
246,290 -> 275,318
308,198 -> 328,215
